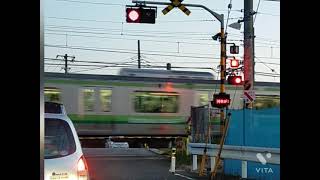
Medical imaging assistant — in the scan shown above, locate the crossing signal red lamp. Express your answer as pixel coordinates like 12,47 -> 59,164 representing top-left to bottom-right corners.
126,6 -> 157,24
228,75 -> 243,85
211,93 -> 231,108
230,59 -> 239,68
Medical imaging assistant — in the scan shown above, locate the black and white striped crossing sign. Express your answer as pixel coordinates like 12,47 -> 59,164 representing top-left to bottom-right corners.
243,90 -> 256,103
162,0 -> 191,16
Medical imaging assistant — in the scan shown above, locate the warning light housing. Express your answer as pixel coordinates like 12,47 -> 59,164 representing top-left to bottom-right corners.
228,75 -> 243,85
230,59 -> 240,68
211,93 -> 231,108
126,6 -> 157,24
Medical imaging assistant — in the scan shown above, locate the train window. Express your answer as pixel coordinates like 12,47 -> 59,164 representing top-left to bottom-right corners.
100,89 -> 112,112
83,89 -> 95,112
134,91 -> 179,113
199,92 -> 209,106
254,95 -> 280,109
44,87 -> 61,103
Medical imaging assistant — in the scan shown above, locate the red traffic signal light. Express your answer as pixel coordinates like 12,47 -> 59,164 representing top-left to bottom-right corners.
230,59 -> 239,68
126,6 -> 156,24
126,8 -> 141,23
211,93 -> 231,108
228,75 -> 243,85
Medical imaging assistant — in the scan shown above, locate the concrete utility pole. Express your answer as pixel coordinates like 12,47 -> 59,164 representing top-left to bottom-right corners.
243,0 -> 254,108
56,54 -> 75,74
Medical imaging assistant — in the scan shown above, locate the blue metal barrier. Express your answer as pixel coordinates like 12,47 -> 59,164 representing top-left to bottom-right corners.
224,107 -> 280,180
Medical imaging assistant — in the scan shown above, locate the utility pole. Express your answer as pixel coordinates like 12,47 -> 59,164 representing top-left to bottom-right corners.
56,54 -> 75,74
138,40 -> 141,69
243,0 -> 254,108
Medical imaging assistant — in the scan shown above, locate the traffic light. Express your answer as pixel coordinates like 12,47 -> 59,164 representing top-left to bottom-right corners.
228,75 -> 243,85
126,6 -> 157,24
211,93 -> 231,108
230,59 -> 239,68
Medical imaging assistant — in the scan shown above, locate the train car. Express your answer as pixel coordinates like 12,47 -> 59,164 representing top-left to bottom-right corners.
44,69 -> 279,147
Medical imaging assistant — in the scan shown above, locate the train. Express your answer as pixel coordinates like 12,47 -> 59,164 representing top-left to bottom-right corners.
44,68 -> 280,147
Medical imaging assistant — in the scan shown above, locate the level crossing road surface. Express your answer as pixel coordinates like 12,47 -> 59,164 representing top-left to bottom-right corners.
83,148 -> 193,180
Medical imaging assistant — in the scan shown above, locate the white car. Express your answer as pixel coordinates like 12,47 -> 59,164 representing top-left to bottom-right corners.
44,102 -> 90,180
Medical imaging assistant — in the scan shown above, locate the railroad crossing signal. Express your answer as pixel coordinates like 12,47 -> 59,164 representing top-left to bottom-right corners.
228,75 -> 243,85
162,0 -> 191,16
230,59 -> 240,68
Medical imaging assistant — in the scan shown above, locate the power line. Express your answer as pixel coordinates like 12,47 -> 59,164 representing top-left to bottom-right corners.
45,31 -> 278,49
225,0 -> 233,33
44,28 -> 220,40
45,57 -> 138,65
227,33 -> 280,43
55,0 -> 125,6
71,58 -> 138,73
45,44 -> 222,59
45,32 -> 218,46
45,44 -> 219,56
255,56 -> 279,59
45,17 -> 279,43
255,71 -> 280,76
257,12 -> 279,17
45,24 -> 214,35
254,0 -> 262,24
45,16 -> 229,24
142,54 -> 279,64
44,44 -> 280,65
53,0 -> 243,14
255,56 -> 278,74
45,58 -> 279,77
45,29 -> 279,47
46,16 -> 123,24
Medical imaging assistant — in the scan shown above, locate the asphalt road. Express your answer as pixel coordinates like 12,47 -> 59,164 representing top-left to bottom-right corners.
83,148 -> 190,180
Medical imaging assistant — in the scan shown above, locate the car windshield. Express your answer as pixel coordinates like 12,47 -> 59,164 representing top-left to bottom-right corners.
45,118 -> 76,159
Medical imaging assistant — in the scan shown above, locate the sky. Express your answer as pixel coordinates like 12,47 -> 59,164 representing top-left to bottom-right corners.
44,0 -> 280,82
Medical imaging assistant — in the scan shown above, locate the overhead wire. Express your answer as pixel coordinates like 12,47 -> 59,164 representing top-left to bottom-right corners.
254,0 -> 262,24
45,32 -> 218,46
44,44 -> 279,65
71,58 -> 138,73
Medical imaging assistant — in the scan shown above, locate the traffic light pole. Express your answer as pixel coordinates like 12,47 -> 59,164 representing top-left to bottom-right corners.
131,1 -> 227,179
131,0 -> 227,134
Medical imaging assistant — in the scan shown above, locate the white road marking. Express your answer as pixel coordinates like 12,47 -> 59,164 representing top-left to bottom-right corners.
174,173 -> 195,180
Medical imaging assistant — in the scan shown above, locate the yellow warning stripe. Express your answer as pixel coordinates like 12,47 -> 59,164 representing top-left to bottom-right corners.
178,4 -> 191,16
162,5 -> 174,15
